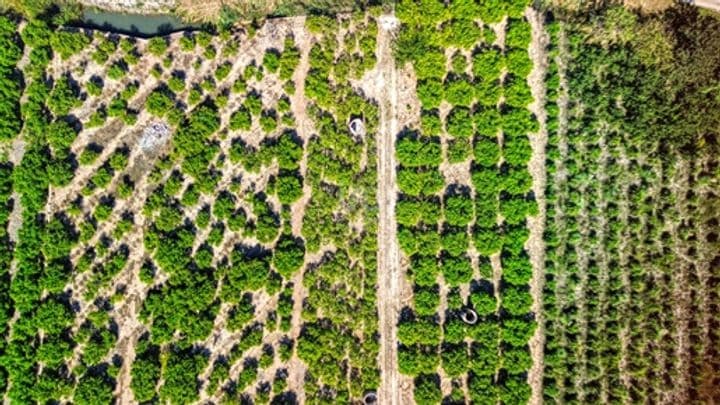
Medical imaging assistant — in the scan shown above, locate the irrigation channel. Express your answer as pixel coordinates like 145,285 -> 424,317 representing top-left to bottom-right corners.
76,9 -> 196,37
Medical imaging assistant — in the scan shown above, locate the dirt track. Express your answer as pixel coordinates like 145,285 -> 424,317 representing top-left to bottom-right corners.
526,7 -> 549,405
374,13 -> 401,405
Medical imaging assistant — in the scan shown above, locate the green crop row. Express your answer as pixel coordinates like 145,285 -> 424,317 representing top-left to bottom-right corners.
395,1 -> 537,402
0,16 -> 22,141
0,16 -> 21,395
1,16 -> 118,403
542,6 -> 720,402
298,14 -> 381,403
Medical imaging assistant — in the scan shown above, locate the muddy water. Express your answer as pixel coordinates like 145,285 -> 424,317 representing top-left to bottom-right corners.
79,9 -> 194,37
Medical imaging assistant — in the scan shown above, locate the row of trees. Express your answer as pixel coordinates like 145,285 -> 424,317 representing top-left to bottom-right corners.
0,161 -> 12,349
0,14 -> 127,404
466,12 -> 536,404
0,16 -> 22,140
395,0 -> 527,82
0,19 -> 21,393
297,14 -> 381,402
395,2 -> 538,402
542,6 -> 720,402
414,46 -> 533,110
4,15 -> 52,401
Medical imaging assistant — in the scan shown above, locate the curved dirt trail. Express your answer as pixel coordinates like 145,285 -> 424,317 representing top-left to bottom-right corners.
374,13 -> 401,405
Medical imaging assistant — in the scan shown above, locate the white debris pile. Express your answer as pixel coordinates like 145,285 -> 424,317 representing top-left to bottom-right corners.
139,122 -> 171,152
379,15 -> 399,31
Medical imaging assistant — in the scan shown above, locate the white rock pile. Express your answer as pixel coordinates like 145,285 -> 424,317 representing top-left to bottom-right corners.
139,121 -> 171,152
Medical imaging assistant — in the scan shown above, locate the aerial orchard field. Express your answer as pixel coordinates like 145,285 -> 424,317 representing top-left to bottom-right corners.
0,0 -> 719,404
1,11 -> 383,404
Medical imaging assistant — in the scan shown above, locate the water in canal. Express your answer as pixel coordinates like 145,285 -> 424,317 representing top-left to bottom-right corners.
79,9 -> 195,37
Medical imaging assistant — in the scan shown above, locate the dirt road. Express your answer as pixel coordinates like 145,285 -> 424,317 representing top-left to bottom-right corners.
526,7 -> 549,405
375,13 -> 401,405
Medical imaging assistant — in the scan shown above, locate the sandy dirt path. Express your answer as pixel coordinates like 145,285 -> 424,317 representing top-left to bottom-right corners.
526,7 -> 549,405
374,13 -> 401,405
286,16 -> 311,404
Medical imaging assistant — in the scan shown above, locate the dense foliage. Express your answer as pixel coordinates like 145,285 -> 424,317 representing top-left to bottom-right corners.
394,0 -> 538,402
0,16 -> 22,141
542,6 -> 720,403
296,12 -> 381,402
